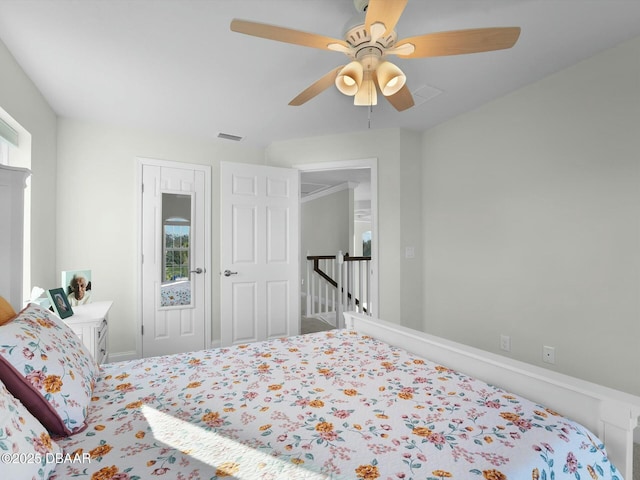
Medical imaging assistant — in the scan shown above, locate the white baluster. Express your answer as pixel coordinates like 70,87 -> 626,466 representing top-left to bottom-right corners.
365,259 -> 371,316
306,253 -> 311,316
336,251 -> 344,328
330,257 -> 336,317
358,261 -> 365,313
311,259 -> 316,316
351,258 -> 356,312
324,258 -> 329,314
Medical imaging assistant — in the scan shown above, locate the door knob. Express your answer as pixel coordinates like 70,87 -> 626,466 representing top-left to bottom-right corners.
224,270 -> 238,277
191,267 -> 204,274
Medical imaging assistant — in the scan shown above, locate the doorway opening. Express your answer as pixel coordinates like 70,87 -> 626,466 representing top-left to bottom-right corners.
297,158 -> 378,332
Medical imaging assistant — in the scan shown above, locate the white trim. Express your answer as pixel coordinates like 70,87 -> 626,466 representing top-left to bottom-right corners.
344,311 -> 640,480
136,157 -> 212,359
301,181 -> 358,203
0,117 -> 19,147
107,350 -> 139,363
0,140 -> 8,165
295,158 -> 379,317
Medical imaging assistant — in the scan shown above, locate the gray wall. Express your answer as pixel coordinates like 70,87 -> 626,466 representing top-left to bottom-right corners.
0,38 -> 58,293
302,188 -> 352,258
55,119 -> 265,355
420,36 -> 640,394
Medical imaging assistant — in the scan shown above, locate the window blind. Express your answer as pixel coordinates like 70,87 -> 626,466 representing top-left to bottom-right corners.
0,117 -> 19,147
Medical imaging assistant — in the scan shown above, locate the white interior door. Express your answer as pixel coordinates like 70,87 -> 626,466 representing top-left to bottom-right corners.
140,159 -> 211,357
220,161 -> 299,346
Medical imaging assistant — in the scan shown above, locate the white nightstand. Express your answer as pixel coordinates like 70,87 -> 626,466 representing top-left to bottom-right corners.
63,301 -> 113,364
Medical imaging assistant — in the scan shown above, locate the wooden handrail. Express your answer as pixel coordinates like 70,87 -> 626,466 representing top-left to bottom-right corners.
306,254 -> 372,262
344,255 -> 371,262
312,258 -> 337,288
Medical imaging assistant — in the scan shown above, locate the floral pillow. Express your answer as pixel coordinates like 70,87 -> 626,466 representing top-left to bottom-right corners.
0,379 -> 63,479
0,303 -> 99,437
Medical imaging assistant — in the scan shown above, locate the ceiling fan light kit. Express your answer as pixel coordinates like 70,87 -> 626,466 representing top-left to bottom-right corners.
335,61 -> 364,96
230,0 -> 520,111
354,73 -> 378,106
376,61 -> 406,97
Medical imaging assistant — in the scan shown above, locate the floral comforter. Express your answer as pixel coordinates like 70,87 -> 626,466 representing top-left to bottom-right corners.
53,330 -> 622,480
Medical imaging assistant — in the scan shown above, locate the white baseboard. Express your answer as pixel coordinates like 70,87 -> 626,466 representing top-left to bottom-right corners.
106,350 -> 138,363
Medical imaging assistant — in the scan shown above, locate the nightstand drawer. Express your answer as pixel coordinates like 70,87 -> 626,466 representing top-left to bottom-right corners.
97,318 -> 108,342
96,332 -> 108,364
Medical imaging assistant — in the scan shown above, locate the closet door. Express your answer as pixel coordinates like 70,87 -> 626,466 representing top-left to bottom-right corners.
139,159 -> 211,357
0,165 -> 30,310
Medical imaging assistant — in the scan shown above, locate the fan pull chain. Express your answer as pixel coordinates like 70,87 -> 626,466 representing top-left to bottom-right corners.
367,80 -> 373,129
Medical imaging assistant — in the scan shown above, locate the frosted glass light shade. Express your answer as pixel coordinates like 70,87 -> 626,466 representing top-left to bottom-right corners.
377,61 -> 406,96
354,76 -> 377,106
335,61 -> 364,96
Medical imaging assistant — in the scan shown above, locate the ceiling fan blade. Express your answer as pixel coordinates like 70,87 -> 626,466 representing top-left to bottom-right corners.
395,27 -> 521,58
385,84 -> 414,111
231,19 -> 348,51
365,0 -> 408,37
289,66 -> 344,106
372,71 -> 414,111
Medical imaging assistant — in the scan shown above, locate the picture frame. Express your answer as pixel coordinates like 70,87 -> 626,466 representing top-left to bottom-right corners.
47,287 -> 73,319
61,269 -> 92,306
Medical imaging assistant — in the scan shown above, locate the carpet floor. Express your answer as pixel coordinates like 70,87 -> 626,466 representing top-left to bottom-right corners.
300,316 -> 335,334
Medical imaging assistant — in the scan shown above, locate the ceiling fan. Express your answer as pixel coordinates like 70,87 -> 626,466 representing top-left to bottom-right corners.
230,0 -> 520,111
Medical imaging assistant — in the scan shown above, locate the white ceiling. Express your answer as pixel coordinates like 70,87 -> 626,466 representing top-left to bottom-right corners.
301,167 -> 372,221
1,1 -> 640,148
301,167 -> 371,197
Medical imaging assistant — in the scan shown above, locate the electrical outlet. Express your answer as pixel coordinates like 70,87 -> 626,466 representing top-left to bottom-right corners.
500,334 -> 511,352
543,345 -> 556,364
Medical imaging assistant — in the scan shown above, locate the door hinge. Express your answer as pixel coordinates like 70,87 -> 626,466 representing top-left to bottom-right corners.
141,183 -> 144,193
141,325 -> 144,336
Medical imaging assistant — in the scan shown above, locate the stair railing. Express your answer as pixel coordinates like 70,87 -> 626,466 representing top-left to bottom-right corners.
306,251 -> 372,328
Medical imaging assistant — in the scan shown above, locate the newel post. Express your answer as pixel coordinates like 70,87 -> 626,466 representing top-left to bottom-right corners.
336,251 -> 344,329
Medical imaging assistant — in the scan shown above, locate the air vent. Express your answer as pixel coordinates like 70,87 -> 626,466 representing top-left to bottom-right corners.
412,84 -> 443,107
217,132 -> 244,142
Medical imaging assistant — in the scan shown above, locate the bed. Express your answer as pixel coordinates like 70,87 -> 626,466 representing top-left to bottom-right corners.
1,303 -> 639,480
